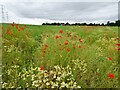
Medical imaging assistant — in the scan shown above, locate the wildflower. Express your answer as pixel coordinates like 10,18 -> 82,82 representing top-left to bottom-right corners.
56,77 -> 60,81
45,44 -> 48,48
115,37 -> 119,41
117,48 -> 120,50
46,82 -> 50,86
59,30 -> 63,34
10,33 -> 13,36
18,29 -> 20,32
20,27 -> 25,31
42,50 -> 46,53
108,73 -> 115,78
108,57 -> 112,60
70,34 -> 72,37
64,40 -> 68,45
66,32 -> 69,34
59,44 -> 62,46
53,74 -> 56,78
66,48 -> 70,52
116,44 -> 120,46
11,22 -> 14,26
6,27 -> 10,34
48,50 -> 50,53
6,27 -> 12,36
78,45 -> 82,48
55,35 -> 60,39
79,39 -> 83,42
16,24 -> 18,29
59,48 -> 62,50
61,82 -> 66,87
59,36 -> 62,38
40,66 -> 44,70
65,36 -> 68,38
75,35 -> 78,38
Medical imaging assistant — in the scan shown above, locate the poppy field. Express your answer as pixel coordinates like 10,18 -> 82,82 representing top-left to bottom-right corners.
1,23 -> 119,88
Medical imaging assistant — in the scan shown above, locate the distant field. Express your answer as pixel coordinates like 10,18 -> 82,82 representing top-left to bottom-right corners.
1,23 -> 119,88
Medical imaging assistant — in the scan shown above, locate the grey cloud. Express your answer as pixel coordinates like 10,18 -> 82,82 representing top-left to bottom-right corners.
4,2 -> 118,23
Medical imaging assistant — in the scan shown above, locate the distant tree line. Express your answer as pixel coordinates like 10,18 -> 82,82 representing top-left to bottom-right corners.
42,20 -> 120,26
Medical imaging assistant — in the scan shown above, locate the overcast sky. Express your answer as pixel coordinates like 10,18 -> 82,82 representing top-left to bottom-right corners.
0,0 -> 119,25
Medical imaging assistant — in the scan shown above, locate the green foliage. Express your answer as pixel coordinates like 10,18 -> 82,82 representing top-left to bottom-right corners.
2,24 -> 119,88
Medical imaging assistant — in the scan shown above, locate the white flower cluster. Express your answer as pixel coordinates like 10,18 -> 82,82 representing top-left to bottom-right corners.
72,59 -> 87,73
2,65 -> 81,88
32,65 -> 81,88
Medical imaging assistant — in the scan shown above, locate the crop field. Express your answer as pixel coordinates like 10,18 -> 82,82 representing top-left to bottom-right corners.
1,23 -> 119,88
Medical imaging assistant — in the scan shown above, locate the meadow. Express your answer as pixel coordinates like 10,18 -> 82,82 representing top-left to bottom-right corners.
1,23 -> 119,88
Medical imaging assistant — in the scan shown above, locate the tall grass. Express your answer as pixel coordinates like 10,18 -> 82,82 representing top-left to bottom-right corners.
2,23 -> 119,88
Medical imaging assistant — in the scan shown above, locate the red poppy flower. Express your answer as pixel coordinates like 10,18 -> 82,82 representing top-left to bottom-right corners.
108,57 -> 112,60
45,44 -> 48,48
59,44 -> 62,46
59,48 -> 62,50
117,48 -> 120,50
115,38 -> 119,41
11,22 -> 14,27
64,40 -> 68,45
59,30 -> 63,34
78,45 -> 82,48
6,27 -> 11,34
79,39 -> 83,42
42,50 -> 46,53
10,33 -> 13,36
55,35 -> 60,39
40,66 -> 44,70
75,35 -> 78,38
66,48 -> 70,52
21,27 -> 25,31
16,24 -> 18,29
108,73 -> 115,78
65,36 -> 68,38
66,32 -> 69,34
116,44 -> 120,46
18,29 -> 20,32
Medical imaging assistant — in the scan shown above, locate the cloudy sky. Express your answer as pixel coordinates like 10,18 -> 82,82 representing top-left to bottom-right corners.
0,0 -> 119,25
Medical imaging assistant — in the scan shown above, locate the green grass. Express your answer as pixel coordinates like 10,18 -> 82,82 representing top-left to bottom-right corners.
1,23 -> 119,88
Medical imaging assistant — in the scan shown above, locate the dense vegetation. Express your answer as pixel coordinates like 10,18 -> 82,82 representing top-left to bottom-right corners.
42,20 -> 120,26
1,23 -> 119,88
